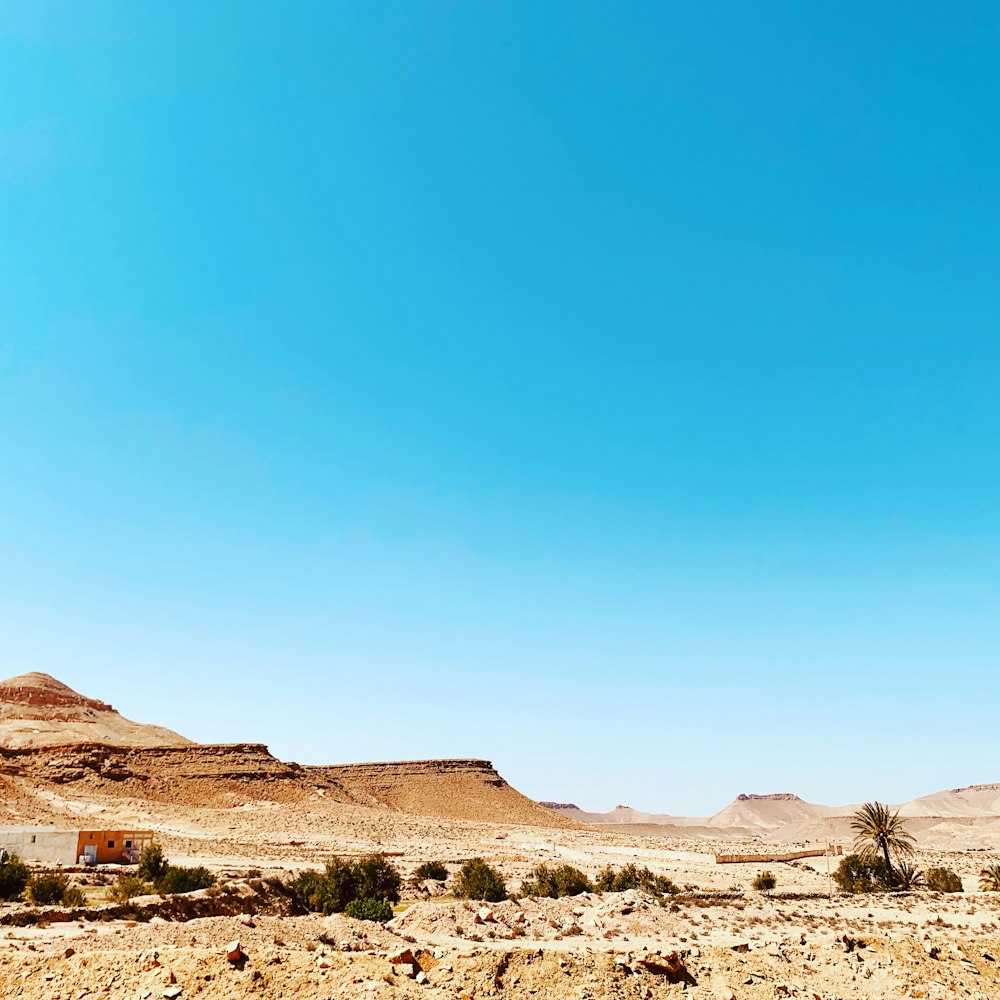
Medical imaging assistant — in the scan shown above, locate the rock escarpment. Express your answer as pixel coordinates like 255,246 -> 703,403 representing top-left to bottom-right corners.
311,759 -> 573,827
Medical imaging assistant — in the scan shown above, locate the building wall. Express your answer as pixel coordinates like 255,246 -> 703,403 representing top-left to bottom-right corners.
0,828 -> 79,865
76,830 -> 154,864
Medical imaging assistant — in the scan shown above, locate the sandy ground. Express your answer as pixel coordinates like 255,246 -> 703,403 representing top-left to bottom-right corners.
3,795 -> 1000,999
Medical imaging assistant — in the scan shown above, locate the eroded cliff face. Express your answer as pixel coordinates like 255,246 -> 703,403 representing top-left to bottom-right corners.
0,743 -> 572,827
310,759 -> 573,827
0,742 -> 329,807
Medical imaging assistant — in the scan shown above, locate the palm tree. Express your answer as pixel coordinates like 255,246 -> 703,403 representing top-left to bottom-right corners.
851,802 -> 915,880
980,865 -> 1000,892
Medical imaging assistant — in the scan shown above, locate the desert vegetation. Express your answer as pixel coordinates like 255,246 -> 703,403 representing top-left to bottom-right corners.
0,851 -> 30,901
594,863 -> 678,896
452,858 -> 507,901
26,873 -> 85,907
287,853 -> 401,917
924,867 -> 963,893
850,801 -> 916,882
110,844 -> 214,900
752,870 -> 776,894
519,863 -> 592,898
981,864 -> 1000,891
833,854 -> 897,893
414,860 -> 448,881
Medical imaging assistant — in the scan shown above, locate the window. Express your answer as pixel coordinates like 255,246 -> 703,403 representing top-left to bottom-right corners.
125,841 -> 132,849
107,840 -> 116,849
30,835 -> 36,844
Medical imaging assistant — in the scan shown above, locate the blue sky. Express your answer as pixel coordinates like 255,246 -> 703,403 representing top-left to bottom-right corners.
1,3 -> 998,815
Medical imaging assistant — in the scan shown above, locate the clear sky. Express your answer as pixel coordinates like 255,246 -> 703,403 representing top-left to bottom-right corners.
1,3 -> 998,816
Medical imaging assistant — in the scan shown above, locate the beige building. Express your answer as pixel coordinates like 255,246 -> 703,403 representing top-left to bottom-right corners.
0,826 -> 153,866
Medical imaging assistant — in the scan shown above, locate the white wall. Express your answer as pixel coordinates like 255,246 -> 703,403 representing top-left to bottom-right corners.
0,829 -> 79,865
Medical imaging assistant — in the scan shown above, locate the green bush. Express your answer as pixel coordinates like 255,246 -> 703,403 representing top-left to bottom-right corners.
924,867 -> 963,893
452,858 -> 507,902
344,897 -> 394,922
27,873 -> 72,906
752,871 -> 777,893
0,853 -> 30,901
519,863 -> 592,899
156,866 -> 216,895
832,854 -> 896,893
287,854 -> 401,915
110,874 -> 155,902
354,854 -> 402,905
594,863 -> 677,896
414,861 -> 449,881
287,869 -> 328,911
137,844 -> 168,884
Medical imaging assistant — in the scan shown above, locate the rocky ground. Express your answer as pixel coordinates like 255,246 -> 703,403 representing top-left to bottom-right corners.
3,885 -> 1000,999
2,810 -> 1000,1000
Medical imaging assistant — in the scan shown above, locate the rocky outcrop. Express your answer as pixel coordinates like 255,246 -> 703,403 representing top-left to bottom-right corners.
0,673 -> 191,749
0,742 -> 341,808
310,759 -> 574,828
735,793 -> 803,802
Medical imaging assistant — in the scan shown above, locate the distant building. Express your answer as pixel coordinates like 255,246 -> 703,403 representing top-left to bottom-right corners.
0,826 -> 154,866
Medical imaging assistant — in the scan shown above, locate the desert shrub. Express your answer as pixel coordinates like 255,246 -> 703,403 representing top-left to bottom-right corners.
895,862 -> 925,890
354,854 -> 402,905
62,885 -> 86,906
414,861 -> 448,881
832,854 -> 896,893
0,853 -> 30,901
452,858 -> 507,902
287,854 -> 401,915
520,863 -> 592,899
344,897 -> 394,922
287,869 -> 328,911
752,871 -> 777,893
137,844 -> 168,884
27,873 -> 72,905
924,867 -> 963,893
594,863 -> 677,897
156,866 -> 216,895
110,874 -> 155,902
980,865 -> 1000,892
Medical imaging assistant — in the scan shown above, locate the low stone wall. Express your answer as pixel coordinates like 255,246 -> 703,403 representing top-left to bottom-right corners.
715,846 -> 843,864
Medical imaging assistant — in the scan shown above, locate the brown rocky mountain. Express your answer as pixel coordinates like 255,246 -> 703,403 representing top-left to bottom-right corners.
0,672 -> 192,749
0,672 -> 570,829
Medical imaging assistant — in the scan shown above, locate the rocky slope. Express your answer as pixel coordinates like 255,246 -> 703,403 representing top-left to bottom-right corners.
0,672 -> 191,749
312,759 -> 573,827
0,673 -> 571,828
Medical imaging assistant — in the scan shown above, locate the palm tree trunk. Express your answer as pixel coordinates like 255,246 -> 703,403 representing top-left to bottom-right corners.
882,842 -> 894,879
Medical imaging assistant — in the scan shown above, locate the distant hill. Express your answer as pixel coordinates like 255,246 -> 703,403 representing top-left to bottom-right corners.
706,793 -> 826,831
0,672 -> 192,749
541,786 -> 1000,849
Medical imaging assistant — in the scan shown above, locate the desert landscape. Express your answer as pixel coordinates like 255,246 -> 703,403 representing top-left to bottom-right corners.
2,671 -> 1000,1000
